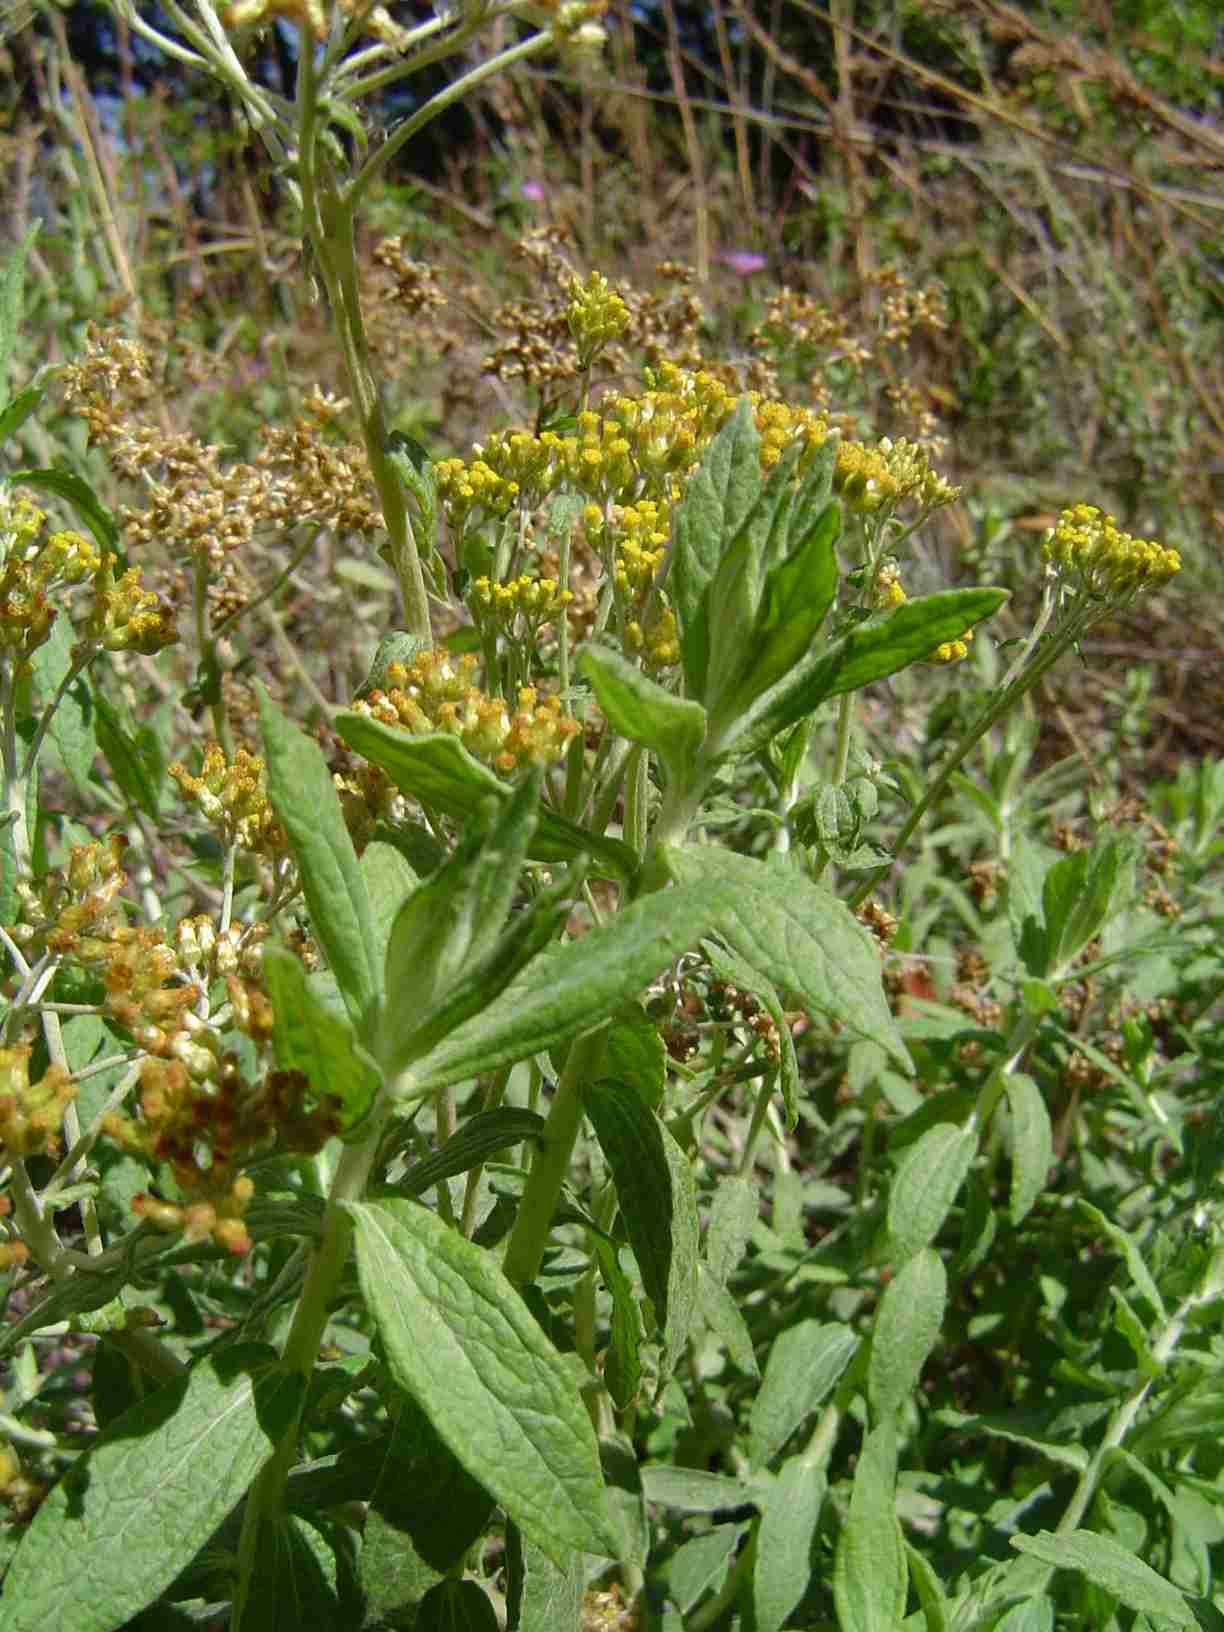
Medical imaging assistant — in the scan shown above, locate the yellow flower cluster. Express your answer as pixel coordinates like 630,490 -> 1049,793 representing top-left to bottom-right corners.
170,744 -> 283,857
84,562 -> 178,656
833,436 -> 960,515
0,494 -> 138,670
567,271 -> 631,364
755,399 -> 833,469
13,833 -> 130,958
0,1045 -> 77,1159
874,562 -> 908,609
353,649 -> 580,773
1043,505 -> 1181,601
472,574 -> 573,629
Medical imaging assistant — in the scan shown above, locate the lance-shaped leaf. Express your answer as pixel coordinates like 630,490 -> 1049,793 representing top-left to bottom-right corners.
335,711 -> 636,883
755,1457 -> 828,1632
669,847 -> 910,1072
583,1081 -> 700,1385
721,587 -> 1009,756
0,1350 -> 299,1632
868,1247 -> 947,1422
833,1421 -> 907,1632
1010,1530 -> 1194,1626
8,465 -> 121,557
260,690 -> 380,1030
264,945 -> 382,1134
401,879 -> 728,1094
578,643 -> 707,779
670,399 -> 763,700
1041,833 -> 1136,975
346,1199 -> 623,1565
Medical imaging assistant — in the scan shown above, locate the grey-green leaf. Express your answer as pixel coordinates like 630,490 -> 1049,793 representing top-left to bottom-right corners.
887,1122 -> 976,1264
705,1174 -> 759,1287
749,1321 -> 858,1470
583,1081 -> 699,1387
1009,1530 -> 1193,1626
359,839 -> 419,973
506,1527 -> 585,1632
264,946 -> 381,1134
1003,1072 -> 1053,1225
335,712 -> 636,883
670,847 -> 909,1073
260,691 -> 380,1029
346,1199 -> 622,1565
833,1421 -> 906,1632
0,1352 -> 295,1632
754,1456 -> 827,1632
868,1248 -> 946,1422
404,880 -> 726,1093
578,643 -> 707,778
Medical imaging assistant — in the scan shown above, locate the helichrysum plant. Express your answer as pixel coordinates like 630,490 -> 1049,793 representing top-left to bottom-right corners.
0,7 -> 1213,1631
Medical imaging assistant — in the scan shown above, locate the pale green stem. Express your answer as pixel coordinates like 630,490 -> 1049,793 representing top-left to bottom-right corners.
847,611 -> 1093,911
347,31 -> 554,208
502,1031 -> 603,1288
623,745 -> 649,856
233,1088 -> 393,1622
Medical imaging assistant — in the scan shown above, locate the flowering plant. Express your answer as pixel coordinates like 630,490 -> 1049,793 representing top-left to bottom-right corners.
0,7 -> 1206,1631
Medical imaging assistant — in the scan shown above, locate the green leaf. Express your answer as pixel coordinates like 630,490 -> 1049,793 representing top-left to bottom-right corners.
358,839 -> 419,974
933,1409 -> 1088,1473
669,847 -> 910,1073
0,225 -> 38,395
0,1351 -> 296,1632
94,692 -> 161,819
696,1263 -> 758,1378
28,613 -> 95,792
887,1122 -> 976,1264
416,1578 -> 500,1631
754,1456 -> 827,1632
0,382 -> 46,450
1042,835 -> 1136,975
370,1391 -> 495,1575
833,1421 -> 906,1632
710,500 -> 841,735
639,1466 -> 757,1512
264,946 -> 381,1134
578,643 -> 707,778
749,1321 -> 858,1469
1003,1073 -> 1053,1225
505,1526 -> 585,1632
668,1526 -> 741,1614
1008,834 -> 1053,977
385,863 -> 580,1076
591,1236 -> 643,1409
346,1199 -> 622,1565
702,936 -> 801,1126
234,1513 -> 342,1632
335,712 -> 637,884
8,466 -> 121,557
583,1081 -> 699,1386
705,1175 -> 759,1287
1009,1530 -> 1194,1626
389,1108 -> 546,1201
600,1004 -> 666,1111
906,1542 -> 951,1632
260,691 -> 380,1030
375,773 -> 534,1058
725,588 -> 1009,755
403,880 -> 726,1094
670,399 -> 763,701
868,1248 -> 947,1421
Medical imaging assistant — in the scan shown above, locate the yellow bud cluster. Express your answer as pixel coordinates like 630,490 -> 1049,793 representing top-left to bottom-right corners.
13,833 -> 130,957
1042,505 -> 1181,601
170,743 -> 283,857
625,607 -> 681,670
754,398 -> 833,469
567,271 -> 631,363
933,627 -> 974,664
834,437 -> 959,516
0,1045 -> 77,1159
472,574 -> 573,625
352,649 -> 580,772
435,456 -> 521,534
